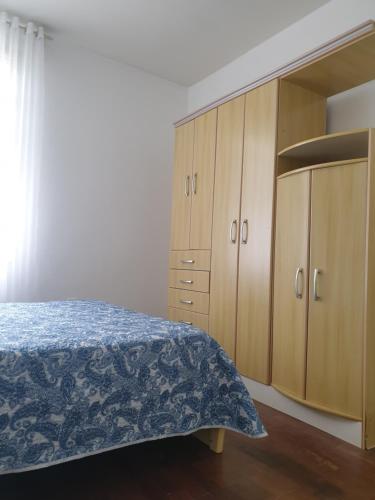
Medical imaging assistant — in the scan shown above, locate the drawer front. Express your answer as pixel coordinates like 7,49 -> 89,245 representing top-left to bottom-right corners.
169,270 -> 210,293
169,250 -> 211,271
168,307 -> 209,332
168,288 -> 209,314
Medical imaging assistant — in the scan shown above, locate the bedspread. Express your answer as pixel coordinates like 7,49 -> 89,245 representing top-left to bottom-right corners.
0,300 -> 266,474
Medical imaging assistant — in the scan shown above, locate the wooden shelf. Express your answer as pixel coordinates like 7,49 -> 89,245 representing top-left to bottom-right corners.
279,129 -> 369,162
282,28 -> 375,96
277,129 -> 370,176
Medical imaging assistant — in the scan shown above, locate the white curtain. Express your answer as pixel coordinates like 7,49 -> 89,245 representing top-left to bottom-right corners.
0,13 -> 44,301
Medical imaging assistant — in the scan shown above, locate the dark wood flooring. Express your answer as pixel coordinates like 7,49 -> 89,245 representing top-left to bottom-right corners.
1,402 -> 375,500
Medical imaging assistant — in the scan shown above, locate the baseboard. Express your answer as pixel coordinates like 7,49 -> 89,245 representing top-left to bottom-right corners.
243,377 -> 362,448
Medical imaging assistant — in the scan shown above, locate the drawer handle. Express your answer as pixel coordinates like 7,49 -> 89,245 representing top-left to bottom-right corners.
180,300 -> 193,305
181,259 -> 195,264
180,279 -> 193,284
179,320 -> 192,325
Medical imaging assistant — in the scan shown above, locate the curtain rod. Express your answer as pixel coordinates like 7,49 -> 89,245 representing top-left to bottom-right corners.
5,18 -> 53,40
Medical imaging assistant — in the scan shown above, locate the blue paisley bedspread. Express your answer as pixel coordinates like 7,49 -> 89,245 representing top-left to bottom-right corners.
0,300 -> 266,474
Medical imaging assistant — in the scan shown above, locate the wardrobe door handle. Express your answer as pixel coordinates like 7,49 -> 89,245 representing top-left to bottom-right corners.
192,173 -> 197,195
294,267 -> 303,299
179,320 -> 192,325
180,300 -> 193,305
180,280 -> 193,284
313,268 -> 321,301
185,175 -> 190,197
241,219 -> 248,244
181,259 -> 195,264
230,219 -> 238,243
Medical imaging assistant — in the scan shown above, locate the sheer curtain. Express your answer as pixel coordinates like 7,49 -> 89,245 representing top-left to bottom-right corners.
0,13 -> 44,301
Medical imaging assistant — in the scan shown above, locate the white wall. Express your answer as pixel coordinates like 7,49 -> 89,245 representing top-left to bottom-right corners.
36,43 -> 187,316
187,0 -> 375,133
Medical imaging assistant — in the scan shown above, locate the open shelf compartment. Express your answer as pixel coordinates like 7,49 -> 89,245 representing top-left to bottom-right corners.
277,128 -> 371,176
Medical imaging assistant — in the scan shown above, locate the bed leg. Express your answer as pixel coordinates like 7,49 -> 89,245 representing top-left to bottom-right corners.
193,428 -> 225,453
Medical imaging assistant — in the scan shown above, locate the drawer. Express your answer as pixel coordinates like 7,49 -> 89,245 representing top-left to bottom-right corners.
169,250 -> 211,271
169,270 -> 210,293
168,288 -> 209,315
168,307 -> 209,332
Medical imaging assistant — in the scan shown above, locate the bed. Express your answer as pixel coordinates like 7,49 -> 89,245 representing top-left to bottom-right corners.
0,300 -> 266,474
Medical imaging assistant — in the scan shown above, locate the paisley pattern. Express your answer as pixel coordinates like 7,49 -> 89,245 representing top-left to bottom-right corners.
0,300 -> 266,474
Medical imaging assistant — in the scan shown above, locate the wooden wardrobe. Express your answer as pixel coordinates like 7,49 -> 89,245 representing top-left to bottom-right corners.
168,80 -> 326,384
168,27 -> 375,449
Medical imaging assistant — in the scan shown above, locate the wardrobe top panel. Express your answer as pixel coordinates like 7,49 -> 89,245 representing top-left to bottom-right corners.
282,29 -> 375,96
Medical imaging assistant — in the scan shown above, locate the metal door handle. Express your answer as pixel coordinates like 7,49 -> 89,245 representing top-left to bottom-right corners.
185,175 -> 190,197
294,267 -> 303,299
180,300 -> 193,305
192,173 -> 197,194
180,280 -> 193,284
230,219 -> 238,243
179,320 -> 192,325
241,219 -> 248,244
180,259 -> 195,264
313,268 -> 321,301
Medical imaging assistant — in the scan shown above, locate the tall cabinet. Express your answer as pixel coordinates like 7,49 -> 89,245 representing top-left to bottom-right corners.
168,109 -> 217,331
170,109 -> 217,251
209,80 -> 326,383
272,129 -> 375,448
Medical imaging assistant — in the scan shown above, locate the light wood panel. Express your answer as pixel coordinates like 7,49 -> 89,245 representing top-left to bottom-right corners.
168,307 -> 209,332
278,158 -> 369,180
283,30 -> 375,97
170,121 -> 194,250
169,250 -> 211,271
236,80 -> 278,383
278,128 -> 369,164
168,288 -> 209,315
272,171 -> 311,398
190,109 -> 217,250
193,428 -> 225,453
209,96 -> 245,358
364,130 -> 375,448
168,270 -> 210,293
278,80 -> 326,152
306,161 -> 368,420
272,384 -> 362,421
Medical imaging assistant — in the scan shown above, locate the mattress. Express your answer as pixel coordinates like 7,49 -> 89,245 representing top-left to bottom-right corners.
0,300 -> 266,474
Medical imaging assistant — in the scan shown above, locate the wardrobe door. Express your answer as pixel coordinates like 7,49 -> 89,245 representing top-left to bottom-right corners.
306,162 -> 368,419
236,80 -> 278,383
272,171 -> 310,399
209,96 -> 245,358
190,109 -> 217,250
170,121 -> 194,250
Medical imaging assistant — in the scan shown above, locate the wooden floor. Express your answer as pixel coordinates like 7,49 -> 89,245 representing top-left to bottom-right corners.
2,402 -> 375,500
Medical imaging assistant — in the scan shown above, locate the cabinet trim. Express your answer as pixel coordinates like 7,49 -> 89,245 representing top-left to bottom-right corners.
278,157 -> 368,180
174,21 -> 374,127
272,384 -> 362,422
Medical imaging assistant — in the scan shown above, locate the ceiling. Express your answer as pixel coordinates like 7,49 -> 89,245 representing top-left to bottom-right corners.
0,0 -> 329,85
